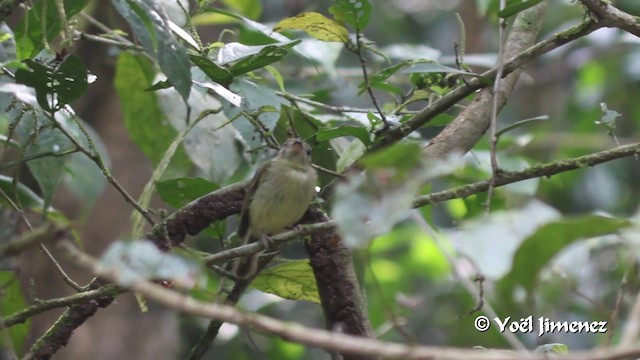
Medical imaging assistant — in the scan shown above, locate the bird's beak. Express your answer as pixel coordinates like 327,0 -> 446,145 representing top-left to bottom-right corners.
289,140 -> 304,155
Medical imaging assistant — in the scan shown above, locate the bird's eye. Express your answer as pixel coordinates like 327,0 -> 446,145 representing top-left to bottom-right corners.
306,148 -> 312,156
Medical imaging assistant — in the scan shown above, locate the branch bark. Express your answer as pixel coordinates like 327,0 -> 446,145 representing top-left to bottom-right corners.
578,0 -> 640,37
424,2 -> 548,159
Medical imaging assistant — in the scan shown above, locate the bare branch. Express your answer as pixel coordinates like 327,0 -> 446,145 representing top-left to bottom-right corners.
578,0 -> 640,37
373,15 -> 601,151
54,240 -> 640,360
0,222 -> 67,258
1,285 -> 118,329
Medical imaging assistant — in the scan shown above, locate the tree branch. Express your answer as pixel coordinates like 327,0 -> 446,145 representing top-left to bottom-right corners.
415,142 -> 640,207
423,2 -> 547,159
53,239 -> 640,360
372,13 -> 601,151
578,0 -> 640,37
1,285 -> 119,329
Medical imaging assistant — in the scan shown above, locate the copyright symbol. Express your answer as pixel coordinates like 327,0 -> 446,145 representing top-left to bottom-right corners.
475,316 -> 490,332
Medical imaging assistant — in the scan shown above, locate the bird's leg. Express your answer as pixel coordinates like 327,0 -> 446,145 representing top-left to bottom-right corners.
258,233 -> 275,250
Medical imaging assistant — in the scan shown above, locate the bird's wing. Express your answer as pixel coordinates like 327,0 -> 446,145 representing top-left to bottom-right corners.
237,160 -> 272,241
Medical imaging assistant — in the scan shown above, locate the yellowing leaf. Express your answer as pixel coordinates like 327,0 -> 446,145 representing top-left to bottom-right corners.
252,260 -> 320,303
274,12 -> 349,43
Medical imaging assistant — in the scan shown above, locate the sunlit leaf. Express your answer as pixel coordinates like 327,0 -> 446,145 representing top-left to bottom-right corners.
275,12 -> 349,43
252,260 -> 319,303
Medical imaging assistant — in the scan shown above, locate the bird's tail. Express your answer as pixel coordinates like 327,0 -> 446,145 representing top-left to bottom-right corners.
233,253 -> 259,279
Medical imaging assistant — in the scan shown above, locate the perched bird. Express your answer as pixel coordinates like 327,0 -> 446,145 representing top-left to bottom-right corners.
233,138 -> 317,278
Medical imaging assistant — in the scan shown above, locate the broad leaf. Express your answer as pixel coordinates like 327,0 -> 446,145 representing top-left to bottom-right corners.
114,53 -> 175,165
156,178 -> 219,209
274,12 -> 349,43
0,271 -> 29,357
15,0 -> 89,59
190,55 -> 233,87
15,55 -> 88,112
252,260 -> 320,303
329,0 -> 372,30
111,0 -> 191,100
317,125 -> 372,146
498,215 -> 632,297
0,175 -> 44,209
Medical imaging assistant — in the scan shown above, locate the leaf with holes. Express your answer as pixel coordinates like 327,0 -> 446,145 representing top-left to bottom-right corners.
275,12 -> 349,43
252,260 -> 319,303
15,55 -> 88,112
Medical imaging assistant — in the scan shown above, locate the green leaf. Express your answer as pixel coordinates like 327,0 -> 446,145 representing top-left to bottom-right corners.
15,0 -> 89,59
228,41 -> 299,76
189,55 -> 233,87
359,142 -> 422,174
0,271 -> 30,357
274,12 -> 349,43
0,175 -> 44,209
23,126 -> 69,208
499,215 -> 632,296
111,0 -> 191,100
317,125 -> 371,146
498,0 -> 544,18
60,119 -> 108,208
146,79 -> 174,91
252,260 -> 319,303
336,138 -> 366,173
329,0 -> 372,30
403,62 -> 478,76
191,0 -> 263,25
15,55 -> 88,112
222,0 -> 262,19
359,59 -> 434,95
156,178 -> 219,209
114,52 -> 174,165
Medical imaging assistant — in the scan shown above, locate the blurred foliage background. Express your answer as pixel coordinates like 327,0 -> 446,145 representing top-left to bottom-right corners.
0,0 -> 639,359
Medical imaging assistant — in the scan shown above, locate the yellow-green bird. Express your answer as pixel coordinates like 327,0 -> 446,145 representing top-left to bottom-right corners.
234,138 -> 317,278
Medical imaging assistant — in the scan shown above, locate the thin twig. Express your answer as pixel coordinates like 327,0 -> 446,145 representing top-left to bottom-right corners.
1,285 -> 119,328
38,243 -> 84,291
59,239 -> 640,360
486,0 -> 507,212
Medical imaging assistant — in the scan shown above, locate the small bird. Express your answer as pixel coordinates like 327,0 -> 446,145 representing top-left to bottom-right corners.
233,138 -> 317,278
